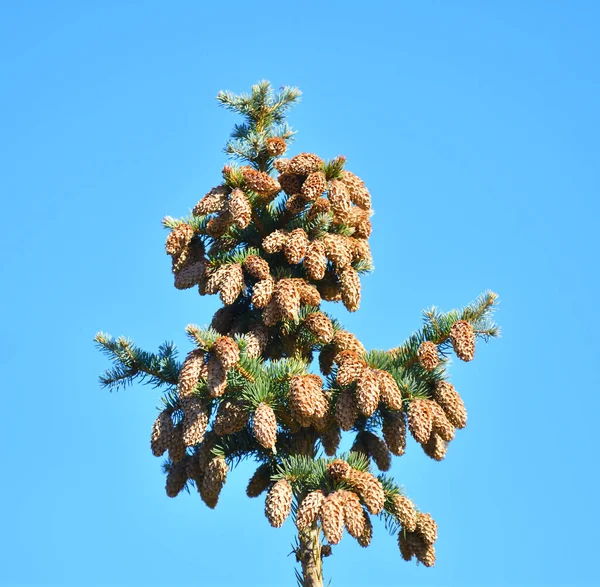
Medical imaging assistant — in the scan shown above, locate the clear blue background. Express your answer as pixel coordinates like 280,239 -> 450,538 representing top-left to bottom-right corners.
1,1 -> 598,585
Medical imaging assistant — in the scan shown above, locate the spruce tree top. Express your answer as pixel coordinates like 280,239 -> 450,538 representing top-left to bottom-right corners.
96,81 -> 499,580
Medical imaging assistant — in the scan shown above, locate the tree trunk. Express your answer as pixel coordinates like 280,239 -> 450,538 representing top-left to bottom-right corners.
298,525 -> 323,587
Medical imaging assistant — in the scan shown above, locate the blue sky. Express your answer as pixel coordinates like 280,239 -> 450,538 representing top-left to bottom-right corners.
1,1 -> 598,585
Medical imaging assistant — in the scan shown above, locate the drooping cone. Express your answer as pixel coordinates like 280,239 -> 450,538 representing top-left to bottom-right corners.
266,137 -> 287,156
262,229 -> 289,254
294,279 -> 321,306
287,152 -> 323,175
284,228 -> 309,265
182,399 -> 209,447
429,401 -> 456,442
168,424 -> 186,463
192,185 -> 229,216
356,368 -> 381,416
261,298 -> 281,327
335,350 -> 365,386
323,234 -> 352,268
349,237 -> 372,264
166,223 -> 195,256
382,410 -> 407,456
327,459 -> 352,481
304,312 -> 334,343
213,336 -> 240,370
398,531 -> 414,561
407,399 -> 433,445
341,170 -> 372,210
246,463 -> 272,498
219,264 -> 244,305
265,479 -> 293,528
335,389 -> 359,431
422,433 -> 447,461
377,370 -> 403,410
196,431 -> 218,470
417,341 -> 439,371
210,306 -> 236,334
207,355 -> 227,397
403,532 -> 436,567
241,166 -> 281,197
391,494 -> 418,532
165,459 -> 189,497
177,349 -> 205,399
174,261 -> 206,290
278,172 -> 304,196
285,193 -> 309,214
245,326 -> 269,358
327,179 -> 352,214
200,456 -> 229,509
357,512 -> 373,547
301,171 -> 327,201
204,265 -> 229,295
339,490 -> 366,539
304,240 -> 328,280
354,214 -> 372,239
349,470 -> 385,515
319,345 -> 336,376
320,425 -> 341,456
295,490 -> 326,531
150,410 -> 173,457
243,254 -> 271,280
449,319 -> 475,362
206,210 -> 233,238
416,512 -> 438,545
288,374 -> 324,421
214,400 -> 248,435
307,197 -> 331,220
321,492 -> 345,545
339,266 -> 361,312
253,402 -> 278,450
274,279 -> 300,320
363,431 -> 391,471
251,277 -> 274,308
433,381 -> 467,429
273,158 -> 289,172
229,188 -> 252,228
333,330 -> 366,356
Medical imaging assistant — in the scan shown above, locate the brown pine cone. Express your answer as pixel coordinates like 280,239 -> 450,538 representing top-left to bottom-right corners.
448,320 -> 475,362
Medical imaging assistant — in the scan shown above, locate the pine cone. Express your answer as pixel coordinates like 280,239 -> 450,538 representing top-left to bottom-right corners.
287,152 -> 323,175
150,410 -> 173,457
284,228 -> 309,265
165,223 -> 194,256
274,279 -> 300,320
245,326 -> 269,358
200,456 -> 228,509
339,266 -> 361,312
433,381 -> 467,429
214,400 -> 248,435
328,459 -> 351,481
207,355 -> 227,397
376,370 -> 403,410
226,188 -> 250,229
391,494 -> 418,532
327,179 -> 352,214
349,238 -> 372,264
273,157 -> 290,173
241,166 -> 281,197
422,433 -> 447,461
177,349 -> 205,399
204,265 -> 229,295
417,341 -> 439,371
304,312 -> 334,343
382,410 -> 407,456
301,171 -> 327,201
265,479 -> 293,527
321,492 -> 345,545
210,306 -> 236,334
253,402 -> 278,450
320,425 -> 341,456
363,431 -> 391,471
266,137 -> 287,156
404,532 -> 436,566
246,463 -> 271,498
307,197 -> 331,220
341,170 -> 372,210
333,330 -> 366,356
319,345 -> 336,376
449,320 -> 475,362
181,399 -> 209,447
174,261 -> 206,290
289,374 -> 323,420
415,512 -> 438,545
303,240 -> 328,280
165,459 -> 188,498
296,490 -> 325,531
261,298 -> 281,326
218,264 -> 244,305
335,350 -> 366,386
348,469 -> 385,515
357,512 -> 373,547
429,401 -> 456,442
278,172 -> 304,196
354,215 -> 372,239
323,234 -> 352,268
356,369 -> 380,416
243,255 -> 271,280
285,193 -> 309,214
213,336 -> 240,370
339,490 -> 366,539
206,210 -> 233,238
335,389 -> 359,431
167,424 -> 186,463
398,531 -> 414,561
192,185 -> 229,216
252,276 -> 274,309
262,229 -> 289,254
407,399 -> 433,445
